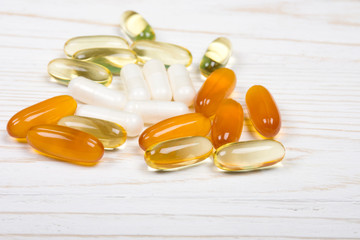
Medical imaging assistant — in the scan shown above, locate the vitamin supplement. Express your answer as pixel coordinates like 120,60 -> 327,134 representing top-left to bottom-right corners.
125,100 -> 189,124
64,35 -> 129,57
214,140 -> 285,171
121,64 -> 151,101
7,95 -> 77,139
200,37 -> 232,77
143,59 -> 172,101
73,48 -> 137,75
194,68 -> 236,117
68,77 -> 127,110
211,99 -> 244,148
131,40 -> 192,67
139,113 -> 211,151
27,125 -> 104,166
167,64 -> 196,106
58,115 -> 127,149
76,105 -> 143,137
145,136 -> 213,170
120,10 -> 155,41
246,85 -> 281,138
48,58 -> 112,86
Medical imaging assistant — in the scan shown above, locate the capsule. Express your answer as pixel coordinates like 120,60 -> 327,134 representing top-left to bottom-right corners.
167,64 -> 196,106
73,48 -> 137,75
145,136 -> 213,170
27,125 -> 104,166
194,68 -> 236,117
48,58 -> 112,86
121,64 -> 151,101
246,85 -> 281,138
76,105 -> 143,137
68,77 -> 127,110
131,40 -> 192,67
211,99 -> 244,149
7,95 -> 77,139
120,10 -> 155,41
214,140 -> 285,171
64,35 -> 129,57
58,115 -> 126,149
139,113 -> 211,151
200,37 -> 232,77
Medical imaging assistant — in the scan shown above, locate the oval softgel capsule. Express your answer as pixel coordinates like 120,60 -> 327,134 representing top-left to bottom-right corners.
121,10 -> 155,41
121,64 -> 151,101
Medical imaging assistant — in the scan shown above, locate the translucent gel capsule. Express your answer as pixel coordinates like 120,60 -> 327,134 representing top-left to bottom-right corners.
139,113 -> 211,151
246,85 -> 281,138
27,125 -> 104,166
64,35 -> 129,57
131,40 -> 192,67
48,58 -> 112,86
145,136 -> 213,170
214,140 -> 285,171
58,115 -> 126,149
73,48 -> 137,75
211,99 -> 244,149
121,64 -> 151,101
200,37 -> 232,77
7,95 -> 77,139
194,68 -> 236,117
121,10 -> 155,41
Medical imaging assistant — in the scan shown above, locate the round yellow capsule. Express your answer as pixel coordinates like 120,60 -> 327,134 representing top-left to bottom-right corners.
121,10 -> 155,41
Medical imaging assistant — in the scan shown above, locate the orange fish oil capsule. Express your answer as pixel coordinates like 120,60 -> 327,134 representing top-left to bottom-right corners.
246,85 -> 281,138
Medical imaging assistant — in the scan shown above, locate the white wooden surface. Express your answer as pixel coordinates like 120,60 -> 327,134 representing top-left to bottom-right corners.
1,0 -> 360,239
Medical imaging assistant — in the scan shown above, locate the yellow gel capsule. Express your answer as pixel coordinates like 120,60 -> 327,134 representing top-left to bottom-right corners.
48,58 -> 112,86
131,40 -> 192,66
145,136 -> 213,170
64,35 -> 129,57
58,115 -> 127,149
214,140 -> 285,172
200,37 -> 232,77
121,10 -> 155,41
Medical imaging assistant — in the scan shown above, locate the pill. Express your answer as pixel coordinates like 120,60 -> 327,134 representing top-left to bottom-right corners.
145,136 -> 213,170
143,59 -> 172,101
76,105 -> 143,137
167,64 -> 196,106
246,85 -> 281,138
138,113 -> 211,151
211,99 -> 244,148
68,77 -> 127,110
27,124 -> 104,166
58,115 -> 127,149
48,58 -> 112,86
200,37 -> 232,77
131,40 -> 192,67
7,95 -> 77,139
214,140 -> 285,171
121,10 -> 155,41
125,100 -> 189,124
194,68 -> 236,117
121,64 -> 151,101
64,35 -> 129,57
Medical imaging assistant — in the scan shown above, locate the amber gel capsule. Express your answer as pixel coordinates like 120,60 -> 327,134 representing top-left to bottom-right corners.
7,95 -> 77,139
121,10 -> 155,41
246,85 -> 281,138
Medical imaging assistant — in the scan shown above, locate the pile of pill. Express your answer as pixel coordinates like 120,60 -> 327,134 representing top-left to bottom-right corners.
7,11 -> 285,171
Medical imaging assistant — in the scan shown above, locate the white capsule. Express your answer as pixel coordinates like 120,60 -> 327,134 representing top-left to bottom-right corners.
142,59 -> 172,101
121,64 -> 151,101
167,64 -> 196,106
76,105 -> 144,137
124,100 -> 189,124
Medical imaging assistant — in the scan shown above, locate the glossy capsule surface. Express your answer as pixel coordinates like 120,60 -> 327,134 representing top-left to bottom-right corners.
121,64 -> 151,101
27,125 -> 104,166
48,58 -> 112,86
7,95 -> 77,139
145,136 -> 213,170
139,113 -> 211,151
194,68 -> 236,117
246,85 -> 281,138
121,10 -> 155,41
214,140 -> 285,171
